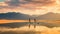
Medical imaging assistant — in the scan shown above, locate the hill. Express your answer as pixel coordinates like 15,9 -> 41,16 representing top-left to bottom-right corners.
0,12 -> 33,20
37,12 -> 60,20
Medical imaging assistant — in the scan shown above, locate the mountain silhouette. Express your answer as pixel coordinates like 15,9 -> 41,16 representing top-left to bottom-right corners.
0,12 -> 33,20
0,12 -> 60,20
37,12 -> 60,20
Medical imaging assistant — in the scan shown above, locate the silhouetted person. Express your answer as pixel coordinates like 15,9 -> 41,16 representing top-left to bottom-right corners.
29,18 -> 31,28
34,18 -> 36,28
34,19 -> 36,23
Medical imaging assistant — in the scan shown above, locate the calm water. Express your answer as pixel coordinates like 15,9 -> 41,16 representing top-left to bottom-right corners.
0,22 -> 60,34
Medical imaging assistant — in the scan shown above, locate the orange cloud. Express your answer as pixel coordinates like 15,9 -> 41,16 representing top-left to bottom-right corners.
0,0 -> 60,15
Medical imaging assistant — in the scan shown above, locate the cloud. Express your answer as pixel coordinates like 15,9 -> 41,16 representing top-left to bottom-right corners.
5,0 -> 31,6
5,0 -> 20,6
0,0 -> 60,15
26,0 -> 55,6
4,0 -> 55,7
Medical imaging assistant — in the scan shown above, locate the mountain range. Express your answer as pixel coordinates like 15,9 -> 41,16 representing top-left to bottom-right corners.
0,12 -> 60,20
37,12 -> 60,20
0,12 -> 33,20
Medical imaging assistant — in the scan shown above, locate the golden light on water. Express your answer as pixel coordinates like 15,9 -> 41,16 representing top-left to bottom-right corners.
0,20 -> 28,24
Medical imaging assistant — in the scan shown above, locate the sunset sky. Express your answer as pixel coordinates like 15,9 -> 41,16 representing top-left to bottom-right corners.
0,1 -> 60,34
0,0 -> 60,15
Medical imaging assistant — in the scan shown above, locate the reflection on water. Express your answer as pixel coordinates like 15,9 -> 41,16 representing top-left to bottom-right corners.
0,26 -> 60,34
0,22 -> 60,34
0,26 -> 41,34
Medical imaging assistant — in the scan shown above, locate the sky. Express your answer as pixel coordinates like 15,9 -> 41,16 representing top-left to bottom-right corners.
0,0 -> 60,15
0,0 -> 5,2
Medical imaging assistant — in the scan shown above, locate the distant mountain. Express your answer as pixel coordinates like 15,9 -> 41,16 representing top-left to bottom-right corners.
37,12 -> 60,20
0,12 -> 33,20
0,12 -> 60,20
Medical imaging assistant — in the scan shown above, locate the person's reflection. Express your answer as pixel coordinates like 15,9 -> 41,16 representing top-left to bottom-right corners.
28,18 -> 37,28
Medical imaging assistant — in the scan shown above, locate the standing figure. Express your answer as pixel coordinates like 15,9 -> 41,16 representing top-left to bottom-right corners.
29,18 -> 31,28
34,19 -> 36,28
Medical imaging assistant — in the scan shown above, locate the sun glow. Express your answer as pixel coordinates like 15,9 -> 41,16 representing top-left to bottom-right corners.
20,0 -> 60,15
0,0 -> 60,15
